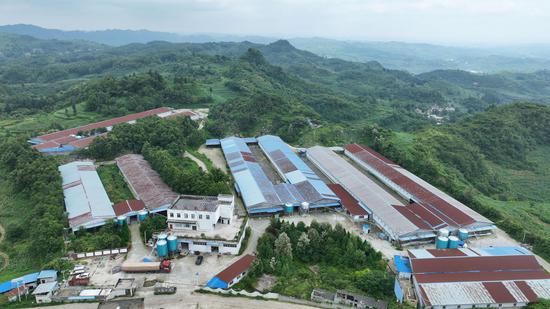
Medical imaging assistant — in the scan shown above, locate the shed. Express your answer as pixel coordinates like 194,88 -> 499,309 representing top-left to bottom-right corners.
12,272 -> 39,289
207,254 -> 256,289
32,281 -> 59,304
37,270 -> 57,284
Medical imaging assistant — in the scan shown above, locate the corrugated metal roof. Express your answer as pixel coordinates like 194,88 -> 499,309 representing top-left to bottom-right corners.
32,282 -> 58,295
214,254 -> 256,283
37,270 -> 57,279
327,184 -> 368,216
307,146 -> 427,241
345,144 -> 493,230
221,137 -> 338,213
59,161 -> 114,230
116,154 -> 178,211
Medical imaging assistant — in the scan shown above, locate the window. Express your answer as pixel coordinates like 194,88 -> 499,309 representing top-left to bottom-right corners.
185,224 -> 190,228
169,213 -> 174,217
169,224 -> 173,229
206,215 -> 210,220
191,214 -> 195,219
199,214 -> 203,219
184,213 -> 188,218
177,213 -> 181,218
193,241 -> 207,246
223,243 -> 237,247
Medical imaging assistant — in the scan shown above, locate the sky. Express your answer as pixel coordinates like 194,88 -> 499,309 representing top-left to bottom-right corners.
1,0 -> 550,45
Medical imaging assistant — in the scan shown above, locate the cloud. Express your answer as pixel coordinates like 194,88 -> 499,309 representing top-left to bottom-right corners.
0,0 -> 549,44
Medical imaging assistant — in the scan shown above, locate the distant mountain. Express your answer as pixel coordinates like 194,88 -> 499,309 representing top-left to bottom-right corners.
289,38 -> 550,74
3,24 -> 550,74
0,24 -> 275,46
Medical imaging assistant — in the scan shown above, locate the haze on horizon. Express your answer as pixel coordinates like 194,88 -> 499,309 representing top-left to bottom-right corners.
1,0 -> 549,46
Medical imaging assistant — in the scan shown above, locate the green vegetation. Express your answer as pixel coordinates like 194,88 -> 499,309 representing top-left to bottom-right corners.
238,227 -> 252,255
69,221 -> 131,252
140,216 -> 167,242
236,219 -> 391,300
360,104 -> 550,260
97,165 -> 134,203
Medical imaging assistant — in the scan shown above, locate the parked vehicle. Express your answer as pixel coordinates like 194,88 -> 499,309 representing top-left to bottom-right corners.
121,260 -> 172,273
195,255 -> 203,265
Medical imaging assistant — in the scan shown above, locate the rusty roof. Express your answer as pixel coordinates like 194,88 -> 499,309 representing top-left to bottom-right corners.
215,254 -> 256,283
112,199 -> 145,217
328,184 -> 367,216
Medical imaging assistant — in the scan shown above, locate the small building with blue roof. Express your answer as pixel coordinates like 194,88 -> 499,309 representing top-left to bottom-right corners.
37,270 -> 57,284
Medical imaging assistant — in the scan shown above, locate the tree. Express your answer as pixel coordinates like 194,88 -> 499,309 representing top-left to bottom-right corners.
274,232 -> 292,258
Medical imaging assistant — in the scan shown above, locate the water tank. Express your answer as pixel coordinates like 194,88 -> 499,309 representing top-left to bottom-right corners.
300,202 -> 310,211
448,236 -> 460,249
156,240 -> 168,257
438,228 -> 450,238
284,203 -> 294,214
458,228 -> 469,241
116,216 -> 127,226
138,210 -> 148,221
435,236 -> 449,249
167,235 -> 178,252
157,233 -> 168,241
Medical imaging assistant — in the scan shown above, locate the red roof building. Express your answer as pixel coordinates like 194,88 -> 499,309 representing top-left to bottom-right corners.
328,184 -> 368,218
345,144 -> 494,234
112,199 -> 145,217
408,251 -> 550,308
207,255 -> 256,289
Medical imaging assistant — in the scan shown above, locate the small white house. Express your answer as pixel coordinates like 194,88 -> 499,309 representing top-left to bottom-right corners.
37,270 -> 57,284
32,281 -> 59,304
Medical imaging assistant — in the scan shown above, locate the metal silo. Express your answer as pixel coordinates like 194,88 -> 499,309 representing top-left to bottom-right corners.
138,210 -> 148,221
458,228 -> 469,241
438,228 -> 450,238
448,236 -> 460,249
167,235 -> 178,253
156,240 -> 168,257
435,236 -> 449,249
117,215 -> 127,226
284,203 -> 294,214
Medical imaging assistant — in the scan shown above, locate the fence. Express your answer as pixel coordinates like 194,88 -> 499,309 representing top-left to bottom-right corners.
70,248 -> 128,260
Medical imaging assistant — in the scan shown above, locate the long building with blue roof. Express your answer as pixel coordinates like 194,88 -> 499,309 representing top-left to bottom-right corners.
220,136 -> 339,214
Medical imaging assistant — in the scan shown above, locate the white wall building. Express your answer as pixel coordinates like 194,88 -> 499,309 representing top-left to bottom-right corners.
167,194 -> 245,255
32,282 -> 59,304
167,194 -> 234,232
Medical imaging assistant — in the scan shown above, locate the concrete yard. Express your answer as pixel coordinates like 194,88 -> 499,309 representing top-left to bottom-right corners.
198,145 -> 227,174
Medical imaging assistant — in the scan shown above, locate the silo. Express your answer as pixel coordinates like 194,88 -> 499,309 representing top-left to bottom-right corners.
138,210 -> 148,221
284,203 -> 294,214
438,228 -> 450,238
117,215 -> 127,226
157,233 -> 168,242
448,236 -> 460,249
435,236 -> 449,249
156,239 -> 168,257
167,235 -> 178,253
300,202 -> 310,212
458,228 -> 469,241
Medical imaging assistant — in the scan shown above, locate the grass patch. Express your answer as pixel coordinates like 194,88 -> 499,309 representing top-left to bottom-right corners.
97,164 -> 134,204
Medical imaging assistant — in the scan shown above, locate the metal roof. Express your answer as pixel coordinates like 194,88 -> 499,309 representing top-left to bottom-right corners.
170,195 -> 221,212
307,146 -> 431,241
31,108 -> 172,153
116,154 -> 178,212
37,270 -> 57,279
32,282 -> 58,295
409,251 -> 550,307
59,161 -> 114,230
221,137 -> 339,214
345,144 -> 493,231
213,254 -> 256,283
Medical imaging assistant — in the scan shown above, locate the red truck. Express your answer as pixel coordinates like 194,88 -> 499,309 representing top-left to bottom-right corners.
121,260 -> 172,273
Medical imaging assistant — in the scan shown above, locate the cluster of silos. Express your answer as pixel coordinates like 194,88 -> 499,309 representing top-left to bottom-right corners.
116,215 -> 127,226
138,210 -> 148,221
435,228 -> 469,249
156,233 -> 178,258
284,203 -> 294,214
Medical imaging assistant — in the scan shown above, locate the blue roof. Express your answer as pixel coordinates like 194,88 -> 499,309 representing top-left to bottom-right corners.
37,270 -> 57,279
475,246 -> 533,256
0,281 -> 15,294
12,272 -> 39,285
38,145 -> 78,153
393,255 -> 412,273
205,139 -> 221,146
206,276 -> 229,289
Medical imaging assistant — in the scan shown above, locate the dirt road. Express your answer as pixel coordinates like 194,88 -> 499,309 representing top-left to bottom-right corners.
198,145 -> 227,173
184,151 -> 208,173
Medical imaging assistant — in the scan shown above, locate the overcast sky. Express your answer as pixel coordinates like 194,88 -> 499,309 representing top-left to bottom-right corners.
1,0 -> 549,45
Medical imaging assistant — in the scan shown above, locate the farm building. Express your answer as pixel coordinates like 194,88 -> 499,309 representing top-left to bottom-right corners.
345,144 -> 495,236
407,248 -> 550,308
32,281 -> 59,304
220,136 -> 339,215
307,146 -> 436,243
112,199 -> 146,220
29,107 -> 172,154
59,161 -> 115,231
29,107 -> 206,154
116,154 -> 179,213
207,254 -> 256,289
167,194 -> 246,255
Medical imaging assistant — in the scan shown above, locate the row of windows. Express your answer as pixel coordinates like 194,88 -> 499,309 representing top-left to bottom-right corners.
169,212 -> 210,220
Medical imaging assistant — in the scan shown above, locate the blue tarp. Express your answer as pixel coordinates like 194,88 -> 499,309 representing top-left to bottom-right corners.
394,279 -> 404,303
206,276 -> 229,289
476,246 -> 532,256
393,255 -> 412,273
